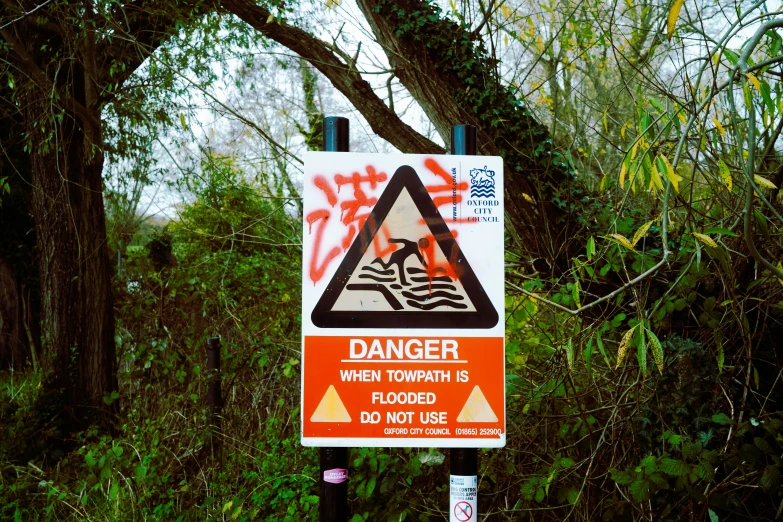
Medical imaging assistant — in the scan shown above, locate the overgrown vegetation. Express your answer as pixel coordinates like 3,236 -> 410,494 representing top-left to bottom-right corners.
1,0 -> 782,520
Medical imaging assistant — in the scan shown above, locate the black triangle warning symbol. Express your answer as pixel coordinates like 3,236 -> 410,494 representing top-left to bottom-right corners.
311,165 -> 498,329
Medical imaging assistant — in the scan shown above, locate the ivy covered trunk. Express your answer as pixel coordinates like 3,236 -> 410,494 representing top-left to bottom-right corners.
357,0 -> 579,264
20,35 -> 117,433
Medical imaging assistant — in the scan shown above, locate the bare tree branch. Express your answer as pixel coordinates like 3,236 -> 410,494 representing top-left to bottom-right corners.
221,0 -> 443,155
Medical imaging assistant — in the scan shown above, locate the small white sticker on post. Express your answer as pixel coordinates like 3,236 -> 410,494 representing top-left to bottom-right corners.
450,475 -> 477,521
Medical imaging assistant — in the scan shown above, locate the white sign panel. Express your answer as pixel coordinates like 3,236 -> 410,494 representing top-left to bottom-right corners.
301,152 -> 505,447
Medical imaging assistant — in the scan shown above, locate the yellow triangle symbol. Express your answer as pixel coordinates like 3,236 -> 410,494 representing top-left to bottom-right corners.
456,385 -> 498,423
310,385 -> 352,423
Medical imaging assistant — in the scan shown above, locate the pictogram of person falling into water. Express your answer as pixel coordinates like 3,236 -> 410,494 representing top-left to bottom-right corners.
371,237 -> 430,286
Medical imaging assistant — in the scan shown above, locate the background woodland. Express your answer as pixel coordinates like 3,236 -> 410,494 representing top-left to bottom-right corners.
1,0 -> 783,520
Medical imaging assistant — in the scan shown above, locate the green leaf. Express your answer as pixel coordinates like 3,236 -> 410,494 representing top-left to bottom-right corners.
694,460 -> 715,482
761,466 -> 781,492
584,336 -> 593,373
723,48 -> 739,66
418,449 -> 444,466
595,334 -> 610,367
709,508 -> 719,522
711,413 -> 732,425
611,469 -> 634,485
565,338 -> 574,371
682,442 -> 703,459
109,481 -> 119,500
85,452 -> 97,466
660,458 -> 688,476
703,227 -> 738,237
565,487 -> 579,505
637,325 -> 647,376
740,443 -> 760,464
134,465 -> 147,479
629,479 -> 650,502
586,236 -> 596,260
754,437 -> 770,452
366,477 -> 377,497
559,457 -> 575,468
760,81 -> 775,116
571,279 -> 581,309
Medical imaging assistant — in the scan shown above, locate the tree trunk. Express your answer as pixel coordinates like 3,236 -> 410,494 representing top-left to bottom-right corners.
23,67 -> 117,433
0,258 -> 28,370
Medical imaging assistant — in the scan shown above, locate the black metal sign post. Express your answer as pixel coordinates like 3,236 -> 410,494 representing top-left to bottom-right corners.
319,116 -> 350,522
449,124 -> 479,521
206,337 -> 223,468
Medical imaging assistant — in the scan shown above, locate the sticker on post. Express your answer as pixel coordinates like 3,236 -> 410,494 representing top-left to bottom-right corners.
323,468 -> 348,484
450,475 -> 477,521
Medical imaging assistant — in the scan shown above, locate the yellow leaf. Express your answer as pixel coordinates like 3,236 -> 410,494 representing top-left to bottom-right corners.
179,113 -> 187,130
693,232 -> 718,248
632,219 -> 655,247
718,159 -> 732,192
667,0 -> 685,40
232,507 -> 242,520
754,175 -> 778,190
648,156 -> 664,191
504,34 -> 509,47
536,34 -> 544,53
266,13 -> 275,23
599,174 -> 608,191
521,193 -> 535,203
658,154 -> 682,193
603,234 -> 636,252
646,328 -> 664,375
712,117 -> 725,138
619,161 -> 627,189
616,326 -> 638,369
746,73 -> 761,92
777,261 -> 783,287
223,501 -> 233,514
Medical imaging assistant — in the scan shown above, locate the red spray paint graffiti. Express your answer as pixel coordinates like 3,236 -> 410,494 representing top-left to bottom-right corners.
306,159 -> 469,284
306,166 -> 387,283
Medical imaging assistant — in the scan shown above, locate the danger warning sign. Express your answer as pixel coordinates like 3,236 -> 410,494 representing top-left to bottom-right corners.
301,153 -> 505,447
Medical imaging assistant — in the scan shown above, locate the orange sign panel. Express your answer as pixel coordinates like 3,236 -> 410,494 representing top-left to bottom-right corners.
302,153 -> 505,447
303,337 -> 504,445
